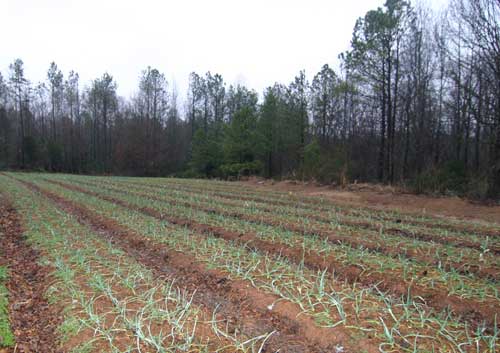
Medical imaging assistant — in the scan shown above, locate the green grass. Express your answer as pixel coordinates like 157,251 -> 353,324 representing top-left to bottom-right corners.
0,266 -> 15,349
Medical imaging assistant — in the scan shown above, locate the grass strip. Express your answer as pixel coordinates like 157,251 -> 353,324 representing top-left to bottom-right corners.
0,266 -> 15,349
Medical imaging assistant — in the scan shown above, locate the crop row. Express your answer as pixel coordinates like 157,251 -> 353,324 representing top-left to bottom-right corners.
104,175 -> 500,238
60,177 -> 500,274
9,173 -> 499,352
44,175 -> 500,303
1,175 -> 282,352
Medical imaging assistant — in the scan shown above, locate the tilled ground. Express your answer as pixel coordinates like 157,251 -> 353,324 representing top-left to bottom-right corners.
43,177 -> 500,330
49,178 -> 500,281
16,177 -> 379,353
0,197 -> 62,353
2,173 -> 499,352
89,178 -> 500,253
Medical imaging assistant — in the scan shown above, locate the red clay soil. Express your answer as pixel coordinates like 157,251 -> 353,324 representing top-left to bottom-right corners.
76,177 -> 500,239
0,197 -> 62,353
161,178 -> 500,237
145,179 -> 500,238
93,179 -> 498,252
42,178 -> 500,331
49,179 -> 500,281
132,185 -> 500,254
242,179 -> 500,224
16,179 -> 379,353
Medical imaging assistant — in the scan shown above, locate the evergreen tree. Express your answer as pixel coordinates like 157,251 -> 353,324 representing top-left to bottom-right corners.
223,106 -> 258,164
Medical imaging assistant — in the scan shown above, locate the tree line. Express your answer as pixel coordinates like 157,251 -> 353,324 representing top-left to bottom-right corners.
1,0 -> 499,198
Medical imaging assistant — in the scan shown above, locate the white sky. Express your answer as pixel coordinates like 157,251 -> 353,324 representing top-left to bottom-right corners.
1,0 -> 449,100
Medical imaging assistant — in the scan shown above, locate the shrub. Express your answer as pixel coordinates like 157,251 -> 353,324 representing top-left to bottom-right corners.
303,139 -> 321,180
219,161 -> 263,179
47,141 -> 64,171
410,161 -> 468,195
301,141 -> 350,185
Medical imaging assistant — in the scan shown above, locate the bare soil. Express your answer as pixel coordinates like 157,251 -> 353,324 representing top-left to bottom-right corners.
0,196 -> 62,353
18,178 -> 378,353
49,178 -> 500,281
119,178 -> 500,237
45,178 -> 500,330
79,179 -> 498,253
241,179 -> 500,224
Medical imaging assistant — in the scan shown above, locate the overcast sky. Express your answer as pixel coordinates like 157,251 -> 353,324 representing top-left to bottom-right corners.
1,0 -> 449,100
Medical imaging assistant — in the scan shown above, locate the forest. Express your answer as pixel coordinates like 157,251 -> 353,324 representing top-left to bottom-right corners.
1,0 -> 499,198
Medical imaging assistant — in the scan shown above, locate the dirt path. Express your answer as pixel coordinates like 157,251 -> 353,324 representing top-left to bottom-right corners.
14,178 -> 378,353
0,196 -> 62,353
41,178 -> 500,330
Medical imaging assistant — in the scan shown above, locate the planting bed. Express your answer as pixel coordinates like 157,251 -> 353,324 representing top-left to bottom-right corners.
0,172 -> 498,352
